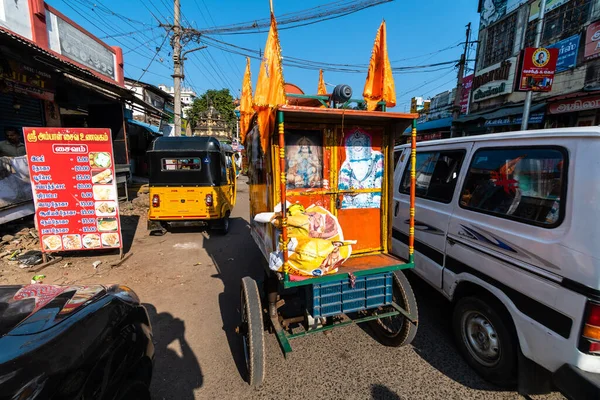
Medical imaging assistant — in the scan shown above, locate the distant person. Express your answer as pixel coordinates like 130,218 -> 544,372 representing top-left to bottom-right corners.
0,127 -> 26,157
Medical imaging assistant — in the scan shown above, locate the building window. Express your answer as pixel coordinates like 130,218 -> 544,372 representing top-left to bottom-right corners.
482,12 -> 518,68
460,147 -> 566,227
400,150 -> 465,203
525,0 -> 592,47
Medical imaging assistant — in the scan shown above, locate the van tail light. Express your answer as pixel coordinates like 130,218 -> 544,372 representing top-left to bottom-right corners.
205,194 -> 213,207
580,302 -> 600,354
152,194 -> 160,208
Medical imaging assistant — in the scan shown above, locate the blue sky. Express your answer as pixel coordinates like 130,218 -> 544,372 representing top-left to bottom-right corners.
47,0 -> 481,112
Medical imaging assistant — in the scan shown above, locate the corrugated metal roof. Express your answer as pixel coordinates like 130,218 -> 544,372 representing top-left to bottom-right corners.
0,27 -> 131,97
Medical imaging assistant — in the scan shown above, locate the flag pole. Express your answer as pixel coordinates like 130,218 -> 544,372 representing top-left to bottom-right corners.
269,0 -> 274,14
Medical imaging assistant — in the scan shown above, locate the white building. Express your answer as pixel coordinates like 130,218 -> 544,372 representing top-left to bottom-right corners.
158,84 -> 197,117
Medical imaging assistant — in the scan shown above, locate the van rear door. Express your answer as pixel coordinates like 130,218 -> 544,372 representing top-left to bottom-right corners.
392,144 -> 471,289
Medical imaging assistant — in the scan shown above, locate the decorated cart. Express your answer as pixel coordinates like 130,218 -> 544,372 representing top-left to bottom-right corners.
238,12 -> 419,387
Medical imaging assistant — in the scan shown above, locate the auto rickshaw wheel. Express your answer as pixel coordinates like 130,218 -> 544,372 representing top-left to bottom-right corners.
368,271 -> 418,347
240,276 -> 265,387
212,211 -> 230,235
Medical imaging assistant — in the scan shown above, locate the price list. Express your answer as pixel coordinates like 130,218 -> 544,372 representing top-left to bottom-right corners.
23,128 -> 122,253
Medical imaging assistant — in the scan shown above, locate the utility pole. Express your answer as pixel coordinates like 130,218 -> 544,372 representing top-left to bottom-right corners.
450,22 -> 471,138
172,0 -> 183,136
521,0 -> 547,131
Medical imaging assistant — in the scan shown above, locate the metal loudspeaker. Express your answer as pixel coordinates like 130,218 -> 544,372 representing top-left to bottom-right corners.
332,84 -> 352,103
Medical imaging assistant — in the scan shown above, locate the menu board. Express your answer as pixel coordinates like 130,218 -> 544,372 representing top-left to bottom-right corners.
23,127 -> 122,253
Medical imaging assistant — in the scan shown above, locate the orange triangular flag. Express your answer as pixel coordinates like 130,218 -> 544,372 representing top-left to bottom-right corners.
363,21 -> 396,111
240,57 -> 253,144
253,13 -> 286,152
317,69 -> 327,95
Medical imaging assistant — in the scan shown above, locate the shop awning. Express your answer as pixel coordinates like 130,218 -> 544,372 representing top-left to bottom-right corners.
126,118 -> 161,135
0,27 -> 133,100
455,103 -> 546,123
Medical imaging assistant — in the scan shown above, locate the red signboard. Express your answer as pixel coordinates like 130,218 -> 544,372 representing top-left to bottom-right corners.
518,47 -> 559,91
23,128 -> 122,253
584,20 -> 600,61
460,74 -> 473,114
548,95 -> 600,114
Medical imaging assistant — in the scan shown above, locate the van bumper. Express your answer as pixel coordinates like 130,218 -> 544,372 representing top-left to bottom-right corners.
553,364 -> 600,400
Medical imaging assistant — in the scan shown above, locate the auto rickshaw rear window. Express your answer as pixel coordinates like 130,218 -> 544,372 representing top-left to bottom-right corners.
161,158 -> 202,171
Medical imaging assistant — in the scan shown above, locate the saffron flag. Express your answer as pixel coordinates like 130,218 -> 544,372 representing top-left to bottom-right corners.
253,13 -> 286,152
363,21 -> 396,111
240,57 -> 253,145
318,69 -> 327,95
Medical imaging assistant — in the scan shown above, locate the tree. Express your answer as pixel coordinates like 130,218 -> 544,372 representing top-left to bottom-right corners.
188,89 -> 237,133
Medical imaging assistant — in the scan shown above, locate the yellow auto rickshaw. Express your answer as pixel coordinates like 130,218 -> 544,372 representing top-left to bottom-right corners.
147,136 -> 236,234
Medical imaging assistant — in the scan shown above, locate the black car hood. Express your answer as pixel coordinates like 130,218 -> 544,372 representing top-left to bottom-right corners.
0,284 -> 106,336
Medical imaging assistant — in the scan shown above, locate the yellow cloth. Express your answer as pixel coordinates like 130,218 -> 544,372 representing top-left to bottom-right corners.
240,57 -> 253,145
363,20 -> 396,111
253,13 -> 286,153
317,69 -> 327,95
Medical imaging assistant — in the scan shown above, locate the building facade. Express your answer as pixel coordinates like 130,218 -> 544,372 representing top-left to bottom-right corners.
192,106 -> 232,141
458,0 -> 600,134
158,84 -> 197,118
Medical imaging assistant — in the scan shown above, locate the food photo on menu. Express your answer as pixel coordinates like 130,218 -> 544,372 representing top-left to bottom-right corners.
89,152 -> 112,169
62,234 -> 83,250
95,201 -> 117,217
91,169 -> 113,184
97,218 -> 118,232
101,233 -> 120,248
93,185 -> 116,201
43,235 -> 63,251
82,234 -> 102,249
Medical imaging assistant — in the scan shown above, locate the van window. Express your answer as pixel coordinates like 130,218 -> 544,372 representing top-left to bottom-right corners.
400,150 -> 465,203
460,147 -> 565,227
393,149 -> 402,170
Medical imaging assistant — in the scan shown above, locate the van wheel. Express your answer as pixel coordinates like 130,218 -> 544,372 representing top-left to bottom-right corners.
453,296 -> 517,387
368,271 -> 418,347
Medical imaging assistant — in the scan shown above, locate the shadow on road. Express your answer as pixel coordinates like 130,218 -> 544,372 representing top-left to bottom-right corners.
144,303 -> 203,400
119,215 -> 140,254
405,272 -> 506,392
201,216 -> 266,384
371,384 -> 403,400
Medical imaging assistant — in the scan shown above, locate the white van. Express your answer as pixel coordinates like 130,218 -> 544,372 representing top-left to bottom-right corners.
393,128 -> 600,398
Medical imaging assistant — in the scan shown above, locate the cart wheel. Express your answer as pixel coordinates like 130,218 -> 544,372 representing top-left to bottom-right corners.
240,277 -> 265,387
368,271 -> 418,347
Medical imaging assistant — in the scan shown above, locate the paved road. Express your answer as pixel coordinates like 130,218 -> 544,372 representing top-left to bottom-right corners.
125,179 -> 564,400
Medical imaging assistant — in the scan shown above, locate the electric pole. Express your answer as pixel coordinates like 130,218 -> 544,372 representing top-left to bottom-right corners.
450,22 -> 471,138
172,0 -> 183,136
521,0 -> 547,131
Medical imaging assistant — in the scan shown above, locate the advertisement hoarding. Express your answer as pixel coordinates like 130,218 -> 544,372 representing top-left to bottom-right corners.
547,34 -> 580,72
548,95 -> 600,114
46,10 -> 117,80
460,74 -> 473,114
480,0 -> 528,28
584,20 -> 600,61
529,0 -> 571,21
23,127 -> 123,253
517,47 -> 559,91
472,57 -> 517,102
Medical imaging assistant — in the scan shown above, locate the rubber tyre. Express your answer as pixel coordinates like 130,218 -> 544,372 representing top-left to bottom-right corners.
241,277 -> 265,388
116,380 -> 151,400
213,213 -> 230,235
368,271 -> 419,347
452,296 -> 517,387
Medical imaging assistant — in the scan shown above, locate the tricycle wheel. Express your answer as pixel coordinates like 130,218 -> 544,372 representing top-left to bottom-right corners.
368,271 -> 418,347
240,276 -> 265,387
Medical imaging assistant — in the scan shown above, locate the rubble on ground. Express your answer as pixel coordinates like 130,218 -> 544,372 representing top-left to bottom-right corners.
0,225 -> 40,264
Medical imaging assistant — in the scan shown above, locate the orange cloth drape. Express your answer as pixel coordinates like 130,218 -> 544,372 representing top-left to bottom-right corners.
317,69 -> 327,95
239,57 -> 253,145
253,13 -> 286,153
363,21 -> 396,111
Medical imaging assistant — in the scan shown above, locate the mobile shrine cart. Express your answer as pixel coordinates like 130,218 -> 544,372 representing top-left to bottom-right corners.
240,99 -> 419,387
